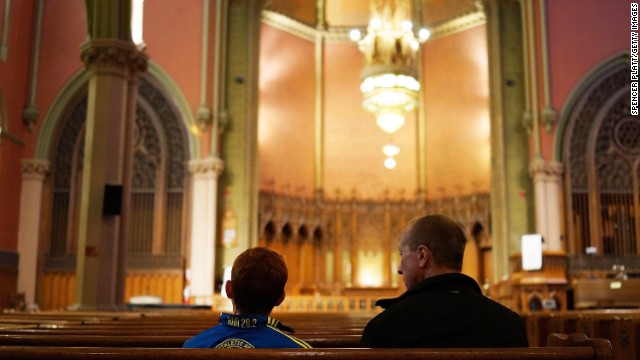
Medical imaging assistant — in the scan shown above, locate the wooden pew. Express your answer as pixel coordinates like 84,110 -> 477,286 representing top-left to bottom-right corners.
547,333 -> 612,359
0,334 -> 613,360
0,333 -> 362,348
572,278 -> 640,309
0,343 -> 613,360
0,311 -> 366,348
0,311 -> 371,335
0,310 -> 627,357
525,309 -> 640,360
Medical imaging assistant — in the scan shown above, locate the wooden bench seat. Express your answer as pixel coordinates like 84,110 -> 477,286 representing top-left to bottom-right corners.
0,326 -> 363,337
524,309 -> 640,359
0,345 -> 611,360
0,311 -> 624,358
0,333 -> 613,359
0,333 -> 363,348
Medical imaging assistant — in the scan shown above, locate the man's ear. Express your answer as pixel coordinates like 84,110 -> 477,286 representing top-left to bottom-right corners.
274,290 -> 285,306
417,245 -> 430,268
224,280 -> 234,300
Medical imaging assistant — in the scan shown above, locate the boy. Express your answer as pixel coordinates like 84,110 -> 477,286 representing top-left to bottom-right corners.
183,247 -> 311,348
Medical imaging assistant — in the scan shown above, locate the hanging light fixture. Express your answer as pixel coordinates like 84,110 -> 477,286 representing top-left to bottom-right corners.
352,0 -> 430,134
382,141 -> 400,169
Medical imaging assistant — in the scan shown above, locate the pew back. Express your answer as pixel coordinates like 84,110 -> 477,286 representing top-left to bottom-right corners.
0,346 -> 609,360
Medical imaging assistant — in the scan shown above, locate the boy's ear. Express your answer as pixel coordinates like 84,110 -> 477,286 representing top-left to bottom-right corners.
224,280 -> 234,300
274,290 -> 285,306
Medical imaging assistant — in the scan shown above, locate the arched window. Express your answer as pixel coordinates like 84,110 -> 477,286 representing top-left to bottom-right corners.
46,75 -> 189,271
562,58 -> 639,259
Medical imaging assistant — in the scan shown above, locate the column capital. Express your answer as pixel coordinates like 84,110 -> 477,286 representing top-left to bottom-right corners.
189,157 -> 224,177
529,158 -> 564,178
80,39 -> 148,77
21,159 -> 50,181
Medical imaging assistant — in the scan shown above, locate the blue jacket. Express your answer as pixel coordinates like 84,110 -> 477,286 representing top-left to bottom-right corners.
183,313 -> 312,348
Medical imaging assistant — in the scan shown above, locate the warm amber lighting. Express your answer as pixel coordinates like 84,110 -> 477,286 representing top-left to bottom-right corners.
382,141 -> 399,169
376,112 -> 405,134
131,0 -> 145,47
384,157 -> 397,169
358,253 -> 383,287
382,142 -> 400,157
418,28 -> 431,42
354,0 -> 429,135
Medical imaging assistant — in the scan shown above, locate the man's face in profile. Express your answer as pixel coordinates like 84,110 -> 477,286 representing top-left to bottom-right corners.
397,228 -> 422,289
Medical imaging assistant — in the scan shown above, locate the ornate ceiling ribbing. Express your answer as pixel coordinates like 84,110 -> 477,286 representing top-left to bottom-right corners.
262,2 -> 485,43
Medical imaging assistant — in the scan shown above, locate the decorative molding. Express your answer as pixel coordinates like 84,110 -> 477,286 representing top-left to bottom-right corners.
80,39 -> 148,76
262,9 -> 486,43
188,157 -> 224,176
430,10 -> 486,40
529,159 -> 564,178
259,190 -> 491,240
324,26 -> 360,42
262,10 -> 316,42
21,158 -> 50,180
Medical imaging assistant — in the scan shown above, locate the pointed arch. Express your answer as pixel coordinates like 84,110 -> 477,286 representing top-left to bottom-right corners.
36,62 -> 201,160
556,51 -> 638,257
554,51 -> 630,160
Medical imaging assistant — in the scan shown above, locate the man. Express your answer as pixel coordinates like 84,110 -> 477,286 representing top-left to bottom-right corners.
360,214 -> 529,348
183,247 -> 311,348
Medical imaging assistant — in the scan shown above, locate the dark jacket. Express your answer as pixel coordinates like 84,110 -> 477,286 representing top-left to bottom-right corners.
360,273 -> 529,348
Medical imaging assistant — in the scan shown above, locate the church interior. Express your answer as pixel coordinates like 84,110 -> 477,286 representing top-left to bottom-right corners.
0,0 -> 638,356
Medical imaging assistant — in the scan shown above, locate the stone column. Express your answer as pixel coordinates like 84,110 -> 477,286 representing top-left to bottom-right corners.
188,157 -> 224,304
17,159 -> 49,307
217,0 -> 264,271
530,158 -> 548,240
484,0 -> 533,281
74,28 -> 148,309
529,159 -> 564,251
546,162 -> 564,251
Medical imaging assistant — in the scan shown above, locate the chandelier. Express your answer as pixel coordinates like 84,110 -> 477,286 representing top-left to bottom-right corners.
351,0 -> 430,134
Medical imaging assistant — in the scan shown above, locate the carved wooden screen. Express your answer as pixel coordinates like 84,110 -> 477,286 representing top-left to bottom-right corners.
47,75 -> 188,271
563,61 -> 640,258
